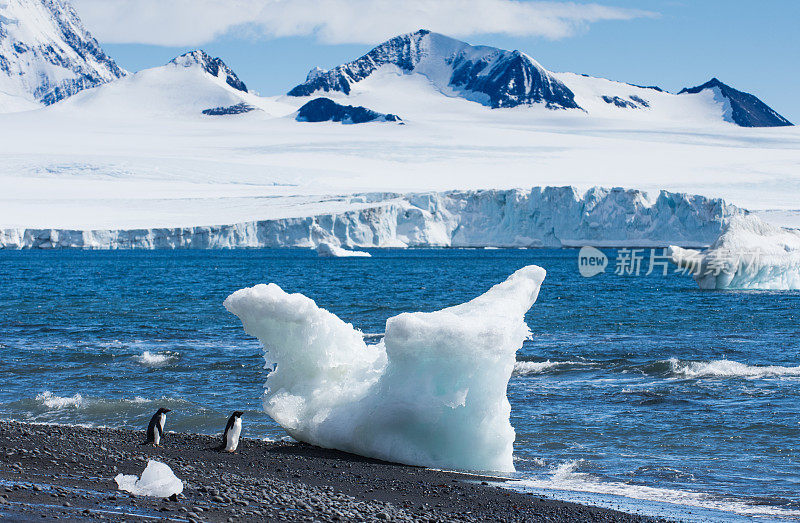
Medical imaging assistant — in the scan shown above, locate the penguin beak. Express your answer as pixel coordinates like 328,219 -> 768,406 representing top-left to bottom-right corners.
165,409 -> 172,413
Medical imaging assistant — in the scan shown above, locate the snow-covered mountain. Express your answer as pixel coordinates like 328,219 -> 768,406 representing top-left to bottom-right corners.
288,29 -> 579,110
0,0 -> 124,110
288,29 -> 792,128
55,49 -> 293,117
678,78 -> 792,127
170,50 -> 247,93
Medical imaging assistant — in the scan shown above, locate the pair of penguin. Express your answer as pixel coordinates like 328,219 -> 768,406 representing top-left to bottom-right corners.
145,408 -> 244,453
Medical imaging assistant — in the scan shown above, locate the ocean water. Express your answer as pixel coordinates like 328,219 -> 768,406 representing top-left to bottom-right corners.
0,249 -> 798,521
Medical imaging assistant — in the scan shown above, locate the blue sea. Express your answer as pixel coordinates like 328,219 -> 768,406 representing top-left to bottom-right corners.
1,249 -> 798,521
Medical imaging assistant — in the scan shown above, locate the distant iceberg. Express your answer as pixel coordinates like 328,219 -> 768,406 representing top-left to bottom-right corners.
669,215 -> 800,290
316,242 -> 371,257
224,265 -> 546,472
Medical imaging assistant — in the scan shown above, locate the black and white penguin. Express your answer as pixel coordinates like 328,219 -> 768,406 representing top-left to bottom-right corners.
145,407 -> 171,446
221,411 -> 243,452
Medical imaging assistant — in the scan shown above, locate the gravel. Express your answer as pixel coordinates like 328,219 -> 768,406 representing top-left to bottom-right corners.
0,421 -> 665,522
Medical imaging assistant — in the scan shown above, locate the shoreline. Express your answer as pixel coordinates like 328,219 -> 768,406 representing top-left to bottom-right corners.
0,421 -> 663,522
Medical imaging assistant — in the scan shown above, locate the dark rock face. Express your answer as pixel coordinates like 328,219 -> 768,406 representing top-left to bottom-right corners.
296,98 -> 401,124
602,96 -> 637,109
448,50 -> 578,109
288,30 -> 579,110
601,95 -> 649,109
1,0 -> 126,105
629,84 -> 664,93
678,78 -> 792,127
202,102 -> 256,116
170,50 -> 248,93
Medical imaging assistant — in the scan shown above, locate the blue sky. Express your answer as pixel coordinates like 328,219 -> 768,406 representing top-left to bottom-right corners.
81,0 -> 798,122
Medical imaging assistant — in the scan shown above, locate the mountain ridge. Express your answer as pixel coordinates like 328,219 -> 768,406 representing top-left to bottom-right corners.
170,50 -> 247,93
678,78 -> 792,127
288,29 -> 579,110
0,0 -> 125,107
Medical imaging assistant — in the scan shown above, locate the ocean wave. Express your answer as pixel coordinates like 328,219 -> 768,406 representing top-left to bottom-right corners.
132,351 -> 179,367
512,460 -> 800,519
35,391 -> 84,409
666,358 -> 800,379
513,360 -> 595,376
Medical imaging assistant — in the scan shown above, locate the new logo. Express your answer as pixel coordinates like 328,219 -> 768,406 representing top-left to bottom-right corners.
578,246 -> 608,277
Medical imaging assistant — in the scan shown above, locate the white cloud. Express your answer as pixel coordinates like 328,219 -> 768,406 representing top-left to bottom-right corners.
71,0 -> 655,47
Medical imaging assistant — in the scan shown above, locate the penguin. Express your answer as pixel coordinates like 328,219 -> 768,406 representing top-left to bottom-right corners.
221,411 -> 243,453
144,407 -> 171,446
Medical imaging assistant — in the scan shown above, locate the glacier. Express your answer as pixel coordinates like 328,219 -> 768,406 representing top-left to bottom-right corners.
0,186 -> 741,249
669,214 -> 800,290
224,265 -> 546,471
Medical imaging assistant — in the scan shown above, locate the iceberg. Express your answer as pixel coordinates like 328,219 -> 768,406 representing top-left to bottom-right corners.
114,460 -> 183,498
316,242 -> 371,257
669,215 -> 800,290
224,265 -> 546,472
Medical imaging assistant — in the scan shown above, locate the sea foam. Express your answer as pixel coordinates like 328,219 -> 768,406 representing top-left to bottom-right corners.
667,358 -> 800,379
512,460 -> 800,519
225,265 -> 546,472
132,351 -> 179,367
36,391 -> 84,409
513,360 -> 594,376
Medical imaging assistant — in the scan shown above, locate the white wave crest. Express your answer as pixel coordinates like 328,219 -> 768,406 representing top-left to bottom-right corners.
132,351 -> 179,367
36,391 -> 84,409
668,358 -> 800,379
513,360 -> 593,376
513,460 -> 800,519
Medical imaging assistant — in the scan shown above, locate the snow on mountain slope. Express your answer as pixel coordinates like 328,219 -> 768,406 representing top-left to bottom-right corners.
54,50 -> 293,118
0,88 -> 37,111
286,30 -> 791,128
170,50 -> 247,93
678,78 -> 792,127
0,0 -> 124,110
288,29 -> 579,110
554,73 -> 734,125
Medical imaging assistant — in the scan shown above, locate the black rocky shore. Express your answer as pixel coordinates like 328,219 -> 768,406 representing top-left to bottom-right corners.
0,421 -> 664,522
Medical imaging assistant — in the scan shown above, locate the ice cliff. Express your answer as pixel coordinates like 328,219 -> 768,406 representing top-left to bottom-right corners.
669,214 -> 800,290
224,265 -> 546,471
0,186 -> 741,250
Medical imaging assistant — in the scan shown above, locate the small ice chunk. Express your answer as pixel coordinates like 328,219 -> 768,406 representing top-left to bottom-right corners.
669,215 -> 800,290
115,460 -> 183,497
316,242 -> 371,257
224,265 -> 546,472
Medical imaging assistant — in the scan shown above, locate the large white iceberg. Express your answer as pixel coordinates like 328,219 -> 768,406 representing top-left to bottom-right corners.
114,460 -> 183,498
669,215 -> 800,290
224,265 -> 546,472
